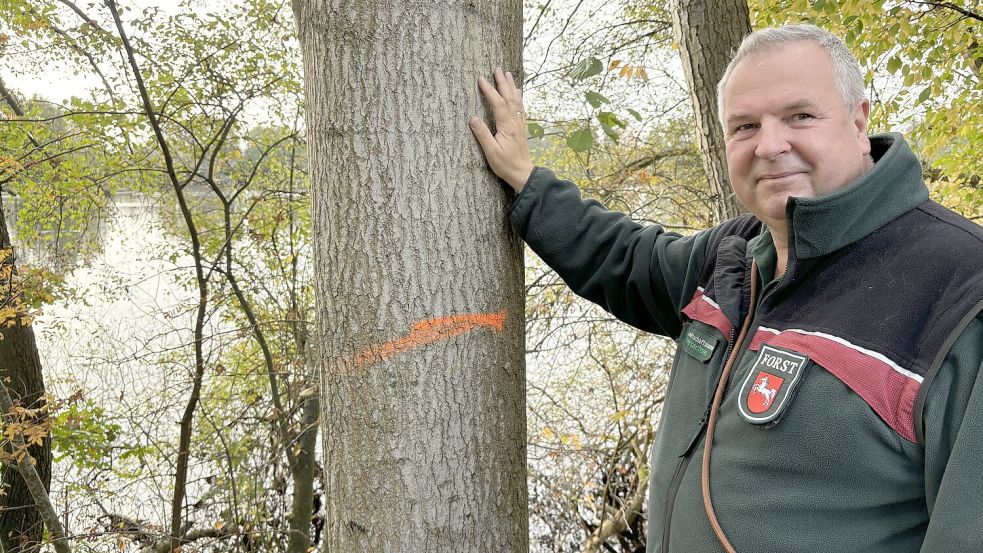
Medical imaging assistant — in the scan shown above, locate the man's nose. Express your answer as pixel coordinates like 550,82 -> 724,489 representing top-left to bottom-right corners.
754,119 -> 791,160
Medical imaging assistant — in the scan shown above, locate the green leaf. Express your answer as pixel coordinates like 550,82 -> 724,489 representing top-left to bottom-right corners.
597,111 -> 625,129
627,108 -> 642,121
566,128 -> 594,152
570,57 -> 603,80
917,87 -> 932,104
596,112 -> 624,143
527,122 -> 544,139
887,57 -> 901,75
585,90 -> 609,108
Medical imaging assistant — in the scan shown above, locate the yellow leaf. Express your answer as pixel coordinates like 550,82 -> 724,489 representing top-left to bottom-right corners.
610,410 -> 630,422
608,59 -> 621,71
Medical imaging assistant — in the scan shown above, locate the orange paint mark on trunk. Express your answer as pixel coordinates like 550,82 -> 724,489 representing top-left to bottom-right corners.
348,310 -> 507,370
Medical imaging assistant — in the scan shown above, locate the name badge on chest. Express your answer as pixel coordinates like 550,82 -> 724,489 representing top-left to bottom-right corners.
738,344 -> 810,425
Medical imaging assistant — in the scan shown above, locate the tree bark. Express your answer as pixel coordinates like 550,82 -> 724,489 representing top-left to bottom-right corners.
294,1 -> 528,551
0,197 -> 51,553
672,0 -> 750,222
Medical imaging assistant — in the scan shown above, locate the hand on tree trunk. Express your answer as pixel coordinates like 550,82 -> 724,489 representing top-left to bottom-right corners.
470,66 -> 535,193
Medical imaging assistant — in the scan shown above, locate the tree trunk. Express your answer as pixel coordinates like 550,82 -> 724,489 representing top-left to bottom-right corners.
293,1 -> 528,551
0,197 -> 51,553
672,0 -> 750,222
286,394 -> 319,553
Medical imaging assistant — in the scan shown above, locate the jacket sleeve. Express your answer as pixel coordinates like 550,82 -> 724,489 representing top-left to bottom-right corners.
508,166 -> 713,339
920,311 -> 983,550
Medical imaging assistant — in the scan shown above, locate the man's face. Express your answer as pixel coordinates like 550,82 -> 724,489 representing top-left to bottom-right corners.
722,41 -> 871,231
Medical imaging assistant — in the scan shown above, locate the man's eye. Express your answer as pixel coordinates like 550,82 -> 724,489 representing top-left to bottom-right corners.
793,113 -> 814,121
735,123 -> 756,132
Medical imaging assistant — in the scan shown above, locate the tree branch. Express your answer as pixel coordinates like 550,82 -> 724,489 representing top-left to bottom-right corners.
0,76 -> 42,150
55,0 -> 105,30
26,4 -> 119,105
908,1 -> 983,22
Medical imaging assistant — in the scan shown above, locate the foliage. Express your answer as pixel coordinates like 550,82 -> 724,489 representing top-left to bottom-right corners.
1,0 -> 315,551
523,0 -> 679,155
0,398 -> 50,467
40,392 -> 160,492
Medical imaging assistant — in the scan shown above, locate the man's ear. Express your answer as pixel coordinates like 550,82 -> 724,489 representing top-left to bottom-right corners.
854,98 -> 871,155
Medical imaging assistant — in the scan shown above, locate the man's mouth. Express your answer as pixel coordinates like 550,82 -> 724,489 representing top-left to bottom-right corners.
758,171 -> 803,182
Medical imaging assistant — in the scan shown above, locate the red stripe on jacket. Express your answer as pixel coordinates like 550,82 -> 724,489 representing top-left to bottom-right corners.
681,288 -> 733,341
749,327 -> 921,442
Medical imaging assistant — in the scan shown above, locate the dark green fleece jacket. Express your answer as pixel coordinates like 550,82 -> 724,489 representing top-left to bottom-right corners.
509,133 -> 983,552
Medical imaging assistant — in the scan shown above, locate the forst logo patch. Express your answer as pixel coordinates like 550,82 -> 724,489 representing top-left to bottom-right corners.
738,345 -> 810,424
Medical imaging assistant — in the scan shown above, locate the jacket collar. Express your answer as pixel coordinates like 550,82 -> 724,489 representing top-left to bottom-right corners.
784,133 -> 929,259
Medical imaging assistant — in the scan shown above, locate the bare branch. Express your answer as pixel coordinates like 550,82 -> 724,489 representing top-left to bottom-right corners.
25,3 -> 119,105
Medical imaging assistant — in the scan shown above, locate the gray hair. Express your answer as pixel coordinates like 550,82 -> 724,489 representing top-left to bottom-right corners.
716,24 -> 866,132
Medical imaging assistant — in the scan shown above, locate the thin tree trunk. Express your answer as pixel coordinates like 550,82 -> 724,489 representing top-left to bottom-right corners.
287,395 -> 319,553
0,196 -> 51,553
0,380 -> 68,553
672,0 -> 750,222
105,4 -> 211,549
285,133 -> 320,553
294,1 -> 528,551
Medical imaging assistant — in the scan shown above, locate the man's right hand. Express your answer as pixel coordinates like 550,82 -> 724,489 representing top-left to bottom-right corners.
469,67 -> 535,193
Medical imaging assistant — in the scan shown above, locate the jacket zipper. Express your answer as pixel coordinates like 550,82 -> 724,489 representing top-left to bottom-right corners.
660,332 -> 736,552
661,262 -> 759,552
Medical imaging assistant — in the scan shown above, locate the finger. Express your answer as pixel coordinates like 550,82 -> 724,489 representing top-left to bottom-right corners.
469,117 -> 501,154
495,67 -> 515,107
477,75 -> 510,122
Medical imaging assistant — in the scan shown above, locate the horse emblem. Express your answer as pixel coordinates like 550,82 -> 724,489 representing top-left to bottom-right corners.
749,373 -> 780,412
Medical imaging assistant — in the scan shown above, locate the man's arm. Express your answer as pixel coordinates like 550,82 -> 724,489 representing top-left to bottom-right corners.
921,312 -> 983,550
508,166 -> 712,337
468,67 -> 714,337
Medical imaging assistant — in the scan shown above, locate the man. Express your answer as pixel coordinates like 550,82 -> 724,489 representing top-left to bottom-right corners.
469,24 -> 983,552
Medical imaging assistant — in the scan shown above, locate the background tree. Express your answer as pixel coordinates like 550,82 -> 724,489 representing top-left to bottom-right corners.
293,0 -> 528,549
2,0 -> 319,550
671,0 -> 749,221
0,186 -> 51,551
